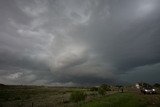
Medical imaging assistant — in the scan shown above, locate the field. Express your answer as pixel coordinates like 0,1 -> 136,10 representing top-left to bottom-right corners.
0,85 -> 160,107
81,93 -> 160,107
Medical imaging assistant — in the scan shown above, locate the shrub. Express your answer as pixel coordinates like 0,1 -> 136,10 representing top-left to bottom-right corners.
100,84 -> 111,91
70,91 -> 86,103
153,83 -> 160,87
98,88 -> 106,96
90,87 -> 98,91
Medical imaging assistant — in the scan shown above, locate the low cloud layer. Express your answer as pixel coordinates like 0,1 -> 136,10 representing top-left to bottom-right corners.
0,0 -> 160,86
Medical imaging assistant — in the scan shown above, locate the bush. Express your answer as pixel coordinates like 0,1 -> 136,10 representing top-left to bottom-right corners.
98,88 -> 106,96
100,84 -> 111,91
70,91 -> 86,103
154,83 -> 160,87
90,87 -> 98,91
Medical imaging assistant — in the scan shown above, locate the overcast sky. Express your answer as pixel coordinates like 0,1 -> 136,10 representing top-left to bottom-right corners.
0,0 -> 160,86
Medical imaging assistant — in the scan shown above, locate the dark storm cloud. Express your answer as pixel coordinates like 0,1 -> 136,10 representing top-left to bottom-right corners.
0,0 -> 160,85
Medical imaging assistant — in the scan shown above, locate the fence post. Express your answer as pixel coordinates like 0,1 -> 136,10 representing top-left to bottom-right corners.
31,102 -> 33,107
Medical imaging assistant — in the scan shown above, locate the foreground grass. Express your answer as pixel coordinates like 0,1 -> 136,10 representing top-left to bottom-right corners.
0,85 -> 77,107
1,85 -> 160,107
81,93 -> 147,107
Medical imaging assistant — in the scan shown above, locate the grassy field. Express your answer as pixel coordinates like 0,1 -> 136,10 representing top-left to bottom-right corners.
81,93 -> 148,107
81,88 -> 160,107
0,85 -> 78,107
0,85 -> 160,107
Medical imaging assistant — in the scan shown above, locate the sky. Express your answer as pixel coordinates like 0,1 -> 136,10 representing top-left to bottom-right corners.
0,0 -> 160,86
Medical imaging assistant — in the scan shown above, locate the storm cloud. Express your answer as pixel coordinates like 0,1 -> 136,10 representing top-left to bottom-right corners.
0,0 -> 160,86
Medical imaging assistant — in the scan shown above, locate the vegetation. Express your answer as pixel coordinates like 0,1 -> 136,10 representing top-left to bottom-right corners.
98,87 -> 106,96
81,93 -> 147,107
154,83 -> 160,87
97,84 -> 111,96
100,84 -> 111,91
90,87 -> 98,91
70,90 -> 86,103
0,84 -> 160,107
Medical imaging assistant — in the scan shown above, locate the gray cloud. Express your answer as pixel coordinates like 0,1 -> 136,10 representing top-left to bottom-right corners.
0,0 -> 160,86
120,63 -> 160,84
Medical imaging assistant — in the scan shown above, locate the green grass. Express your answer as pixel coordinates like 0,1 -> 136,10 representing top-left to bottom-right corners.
1,85 -> 160,107
81,93 -> 147,107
